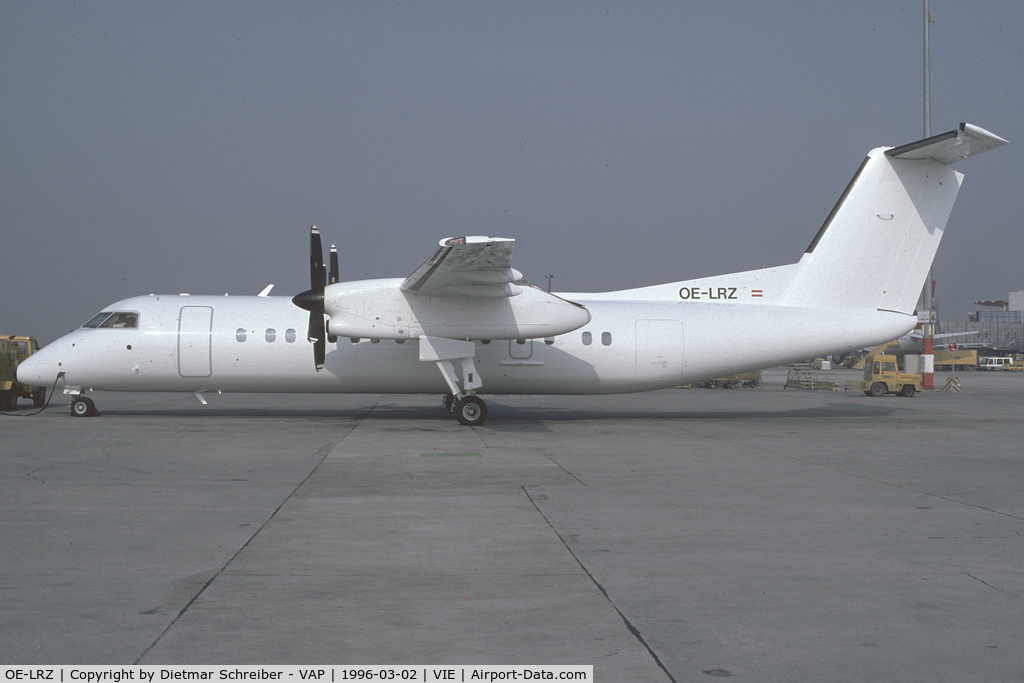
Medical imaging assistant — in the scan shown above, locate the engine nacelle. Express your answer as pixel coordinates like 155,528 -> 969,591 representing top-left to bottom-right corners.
324,279 -> 590,341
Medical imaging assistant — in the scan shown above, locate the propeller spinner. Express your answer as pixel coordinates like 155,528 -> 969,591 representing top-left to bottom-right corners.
291,225 -> 329,370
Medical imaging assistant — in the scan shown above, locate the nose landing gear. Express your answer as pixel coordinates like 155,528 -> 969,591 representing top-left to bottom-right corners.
70,395 -> 98,417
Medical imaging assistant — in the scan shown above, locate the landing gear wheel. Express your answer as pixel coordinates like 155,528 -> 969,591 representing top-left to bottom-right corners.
443,393 -> 457,413
33,389 -> 46,408
869,382 -> 886,398
71,396 -> 97,417
899,384 -> 916,397
452,395 -> 487,427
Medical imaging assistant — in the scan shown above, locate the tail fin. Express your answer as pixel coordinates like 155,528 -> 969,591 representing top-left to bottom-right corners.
782,123 -> 1007,313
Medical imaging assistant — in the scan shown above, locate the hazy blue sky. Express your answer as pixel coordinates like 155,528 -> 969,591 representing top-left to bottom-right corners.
3,1 -> 1021,345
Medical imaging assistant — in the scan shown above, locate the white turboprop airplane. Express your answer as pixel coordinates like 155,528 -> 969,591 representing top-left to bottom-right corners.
17,123 -> 1007,425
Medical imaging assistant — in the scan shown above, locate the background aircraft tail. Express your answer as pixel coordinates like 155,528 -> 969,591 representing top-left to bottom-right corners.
780,123 -> 1007,313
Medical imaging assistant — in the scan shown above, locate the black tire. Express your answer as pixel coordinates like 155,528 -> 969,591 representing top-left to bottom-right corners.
869,382 -> 886,398
33,389 -> 46,408
453,395 -> 487,426
443,393 -> 456,413
71,396 -> 96,417
900,384 -> 916,397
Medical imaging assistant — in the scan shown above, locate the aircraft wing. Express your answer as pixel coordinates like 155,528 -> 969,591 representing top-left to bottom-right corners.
909,330 -> 981,340
934,331 -> 981,340
401,236 -> 525,298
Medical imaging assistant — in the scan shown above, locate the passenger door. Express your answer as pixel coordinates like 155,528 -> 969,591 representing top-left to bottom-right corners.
178,306 -> 213,377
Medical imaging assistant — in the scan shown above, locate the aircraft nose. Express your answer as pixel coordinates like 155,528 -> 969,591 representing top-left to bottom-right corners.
16,344 -> 58,386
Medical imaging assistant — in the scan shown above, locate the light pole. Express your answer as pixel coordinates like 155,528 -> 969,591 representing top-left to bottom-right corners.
921,1 -> 936,390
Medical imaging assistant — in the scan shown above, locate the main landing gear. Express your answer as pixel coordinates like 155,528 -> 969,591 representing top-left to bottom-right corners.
443,392 -> 488,427
421,336 -> 489,426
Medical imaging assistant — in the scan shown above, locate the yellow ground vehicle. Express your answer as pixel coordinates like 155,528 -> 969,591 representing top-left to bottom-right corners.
1,339 -> 18,409
694,370 -> 762,388
1,335 -> 46,408
844,354 -> 923,397
933,348 -> 977,371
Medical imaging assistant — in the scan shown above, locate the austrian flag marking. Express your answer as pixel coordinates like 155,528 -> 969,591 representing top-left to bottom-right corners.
751,289 -> 763,298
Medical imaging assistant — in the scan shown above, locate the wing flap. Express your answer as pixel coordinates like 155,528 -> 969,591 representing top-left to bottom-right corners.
401,236 -> 524,298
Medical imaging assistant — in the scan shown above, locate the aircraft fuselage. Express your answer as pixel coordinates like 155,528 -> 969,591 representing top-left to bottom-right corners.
22,293 -> 915,397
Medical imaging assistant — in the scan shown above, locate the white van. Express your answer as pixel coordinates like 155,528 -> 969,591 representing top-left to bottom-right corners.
978,356 -> 1015,371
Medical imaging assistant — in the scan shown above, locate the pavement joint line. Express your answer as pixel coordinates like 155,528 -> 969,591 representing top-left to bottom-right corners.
520,485 -> 678,683
133,406 -> 372,664
539,450 -> 587,486
962,572 -> 1021,598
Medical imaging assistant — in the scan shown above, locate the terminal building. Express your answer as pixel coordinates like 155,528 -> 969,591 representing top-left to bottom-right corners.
940,290 -> 1024,352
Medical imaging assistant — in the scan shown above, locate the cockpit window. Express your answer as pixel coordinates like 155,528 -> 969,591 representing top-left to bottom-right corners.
83,312 -> 114,328
100,312 -> 139,328
83,311 -> 139,329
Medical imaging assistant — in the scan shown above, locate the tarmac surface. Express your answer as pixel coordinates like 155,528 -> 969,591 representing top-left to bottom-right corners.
2,367 -> 1022,681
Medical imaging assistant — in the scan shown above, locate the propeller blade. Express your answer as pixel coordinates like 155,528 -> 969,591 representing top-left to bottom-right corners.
307,305 -> 323,342
292,225 -> 329,371
309,302 -> 326,370
314,333 -> 326,369
310,225 -> 325,290
329,245 -> 339,285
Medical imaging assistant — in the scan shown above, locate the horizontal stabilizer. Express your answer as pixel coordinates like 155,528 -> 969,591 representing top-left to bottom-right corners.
885,123 -> 1008,165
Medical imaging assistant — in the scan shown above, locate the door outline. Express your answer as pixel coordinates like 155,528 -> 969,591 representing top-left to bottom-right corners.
178,306 -> 213,377
635,319 -> 683,379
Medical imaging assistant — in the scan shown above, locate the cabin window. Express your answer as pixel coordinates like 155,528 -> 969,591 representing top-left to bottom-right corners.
602,332 -> 612,346
236,328 -> 247,342
582,331 -> 592,346
285,328 -> 296,343
265,329 -> 276,342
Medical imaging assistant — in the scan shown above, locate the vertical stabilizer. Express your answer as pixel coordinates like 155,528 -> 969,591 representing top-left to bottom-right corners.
782,123 -> 1006,314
